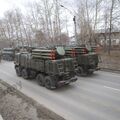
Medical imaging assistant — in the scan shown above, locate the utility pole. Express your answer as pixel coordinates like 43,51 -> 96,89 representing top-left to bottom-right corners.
73,16 -> 78,44
60,5 -> 78,44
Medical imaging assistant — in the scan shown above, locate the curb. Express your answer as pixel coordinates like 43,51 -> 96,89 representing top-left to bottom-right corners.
0,80 -> 65,120
100,68 -> 120,74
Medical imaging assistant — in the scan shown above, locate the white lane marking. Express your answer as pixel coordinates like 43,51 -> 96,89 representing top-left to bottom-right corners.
104,86 -> 120,92
99,71 -> 120,78
0,115 -> 3,120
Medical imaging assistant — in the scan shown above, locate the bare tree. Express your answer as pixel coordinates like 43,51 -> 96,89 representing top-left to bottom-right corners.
108,0 -> 115,55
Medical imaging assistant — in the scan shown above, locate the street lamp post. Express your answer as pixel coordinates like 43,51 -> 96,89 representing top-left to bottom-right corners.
73,16 -> 77,44
60,5 -> 78,43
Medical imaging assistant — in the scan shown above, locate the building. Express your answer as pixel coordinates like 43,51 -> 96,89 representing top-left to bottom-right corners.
96,29 -> 120,46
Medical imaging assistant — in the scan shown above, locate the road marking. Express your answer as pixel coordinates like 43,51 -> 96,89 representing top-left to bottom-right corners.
0,115 -> 3,120
104,86 -> 120,92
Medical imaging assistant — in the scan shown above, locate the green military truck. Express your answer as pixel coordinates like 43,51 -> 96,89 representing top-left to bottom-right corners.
2,48 -> 15,61
65,46 -> 100,76
14,47 -> 77,89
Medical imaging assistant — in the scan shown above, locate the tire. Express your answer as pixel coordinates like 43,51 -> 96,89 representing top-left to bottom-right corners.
22,69 -> 29,79
29,70 -> 36,79
45,76 -> 55,90
15,66 -> 21,77
88,71 -> 94,75
36,74 -> 44,86
76,67 -> 84,76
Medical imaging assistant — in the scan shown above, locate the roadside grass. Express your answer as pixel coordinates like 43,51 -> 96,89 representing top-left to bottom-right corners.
99,50 -> 120,71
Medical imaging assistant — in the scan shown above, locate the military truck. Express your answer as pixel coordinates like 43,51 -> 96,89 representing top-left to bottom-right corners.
2,48 -> 15,61
65,46 -> 100,76
14,47 -> 77,89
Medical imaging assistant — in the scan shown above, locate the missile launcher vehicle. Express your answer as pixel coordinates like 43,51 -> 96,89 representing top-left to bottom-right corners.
2,48 -> 15,61
65,46 -> 100,76
14,47 -> 77,89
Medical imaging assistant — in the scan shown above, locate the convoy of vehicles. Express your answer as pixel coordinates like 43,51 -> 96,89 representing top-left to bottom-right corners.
1,46 -> 30,61
0,45 -> 100,89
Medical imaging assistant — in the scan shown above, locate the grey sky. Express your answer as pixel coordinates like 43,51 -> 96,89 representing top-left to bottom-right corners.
0,0 -> 35,17
0,0 -> 76,17
0,0 -> 76,36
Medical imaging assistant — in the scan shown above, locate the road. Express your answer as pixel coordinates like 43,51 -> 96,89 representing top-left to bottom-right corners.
0,61 -> 120,120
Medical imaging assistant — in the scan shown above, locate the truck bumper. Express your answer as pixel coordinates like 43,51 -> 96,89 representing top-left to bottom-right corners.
57,77 -> 77,87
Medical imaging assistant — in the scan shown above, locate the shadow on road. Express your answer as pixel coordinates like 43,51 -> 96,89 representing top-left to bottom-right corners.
78,72 -> 100,78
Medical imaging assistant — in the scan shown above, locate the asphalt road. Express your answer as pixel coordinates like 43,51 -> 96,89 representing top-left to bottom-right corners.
0,61 -> 120,120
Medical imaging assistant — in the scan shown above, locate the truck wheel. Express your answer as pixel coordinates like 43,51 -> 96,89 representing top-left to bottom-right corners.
36,74 -> 44,86
88,71 -> 94,75
29,70 -> 36,79
76,67 -> 83,76
22,69 -> 29,79
45,76 -> 53,89
15,66 -> 21,77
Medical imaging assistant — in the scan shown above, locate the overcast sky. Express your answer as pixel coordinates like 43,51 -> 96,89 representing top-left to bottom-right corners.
0,0 -> 36,17
0,0 -> 76,36
0,0 -> 76,17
